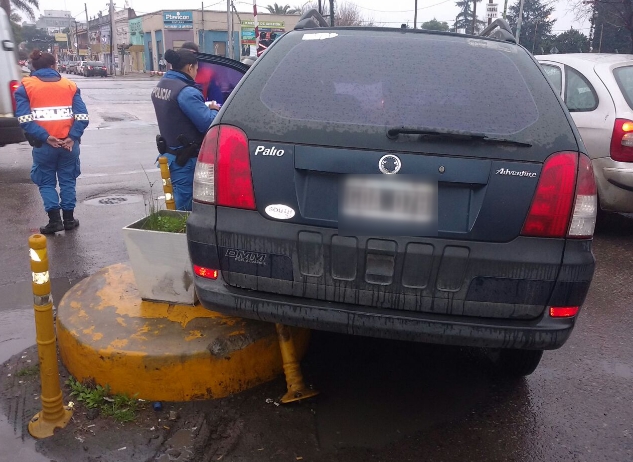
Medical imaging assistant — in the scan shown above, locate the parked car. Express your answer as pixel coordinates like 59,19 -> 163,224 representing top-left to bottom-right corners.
58,60 -> 68,73
74,60 -> 87,75
67,61 -> 82,74
0,8 -> 25,146
83,61 -> 107,77
537,53 -> 633,214
186,17 -> 597,377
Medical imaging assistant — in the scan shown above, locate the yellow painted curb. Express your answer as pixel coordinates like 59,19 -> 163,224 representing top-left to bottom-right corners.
57,263 -> 309,401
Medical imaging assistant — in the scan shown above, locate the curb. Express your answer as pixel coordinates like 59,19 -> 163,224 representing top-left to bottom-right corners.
56,263 -> 310,402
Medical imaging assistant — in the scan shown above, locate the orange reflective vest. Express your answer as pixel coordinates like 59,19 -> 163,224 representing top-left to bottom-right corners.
21,76 -> 78,139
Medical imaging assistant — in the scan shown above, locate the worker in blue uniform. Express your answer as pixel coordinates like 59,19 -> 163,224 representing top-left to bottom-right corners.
15,49 -> 89,234
151,48 -> 220,211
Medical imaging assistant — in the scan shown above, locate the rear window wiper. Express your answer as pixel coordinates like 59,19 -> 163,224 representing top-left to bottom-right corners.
386,127 -> 532,147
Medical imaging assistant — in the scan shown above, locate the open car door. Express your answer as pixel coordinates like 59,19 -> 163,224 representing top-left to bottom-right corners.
195,53 -> 250,105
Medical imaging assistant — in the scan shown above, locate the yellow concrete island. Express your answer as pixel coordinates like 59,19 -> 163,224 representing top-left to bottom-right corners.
56,263 -> 310,401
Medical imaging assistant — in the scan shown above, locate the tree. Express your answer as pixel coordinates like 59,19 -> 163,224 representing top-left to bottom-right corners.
297,1 -> 373,26
0,0 -> 40,22
20,24 -> 54,51
507,0 -> 555,54
265,3 -> 300,14
10,12 -> 22,44
551,28 -> 590,53
454,0 -> 485,34
421,18 -> 450,32
570,0 -> 633,53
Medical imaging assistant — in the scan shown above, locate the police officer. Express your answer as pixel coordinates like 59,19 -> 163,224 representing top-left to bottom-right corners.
14,49 -> 89,234
151,48 -> 220,211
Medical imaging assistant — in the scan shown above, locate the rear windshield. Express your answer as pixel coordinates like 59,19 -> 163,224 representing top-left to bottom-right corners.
614,66 -> 633,110
88,62 -> 104,66
259,33 -> 539,136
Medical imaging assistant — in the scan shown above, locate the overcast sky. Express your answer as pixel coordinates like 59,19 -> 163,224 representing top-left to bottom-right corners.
35,0 -> 589,34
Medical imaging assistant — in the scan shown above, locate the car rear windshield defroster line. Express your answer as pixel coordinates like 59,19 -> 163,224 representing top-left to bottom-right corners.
260,34 -> 539,136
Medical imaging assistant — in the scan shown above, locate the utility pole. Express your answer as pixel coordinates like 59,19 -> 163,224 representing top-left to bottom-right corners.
599,23 -> 604,53
201,2 -> 204,53
84,3 -> 90,60
109,0 -> 117,76
318,0 -> 322,15
226,0 -> 234,59
515,0 -> 525,44
472,0 -> 477,35
502,0 -> 509,19
414,0 -> 417,29
329,0 -> 334,26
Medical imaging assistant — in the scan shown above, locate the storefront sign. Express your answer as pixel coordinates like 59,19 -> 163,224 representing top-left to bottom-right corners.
240,20 -> 284,45
164,11 -> 193,29
54,33 -> 68,42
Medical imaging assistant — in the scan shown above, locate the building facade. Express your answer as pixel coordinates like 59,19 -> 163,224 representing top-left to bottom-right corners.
35,10 -> 73,34
137,10 -> 300,72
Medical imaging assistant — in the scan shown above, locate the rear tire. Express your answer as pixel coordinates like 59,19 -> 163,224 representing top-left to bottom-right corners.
490,349 -> 543,377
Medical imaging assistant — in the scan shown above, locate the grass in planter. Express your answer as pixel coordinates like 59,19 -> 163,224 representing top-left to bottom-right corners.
67,376 -> 141,423
141,212 -> 188,233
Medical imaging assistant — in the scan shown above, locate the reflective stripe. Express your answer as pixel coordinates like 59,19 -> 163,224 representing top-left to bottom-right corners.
74,113 -> 89,121
18,114 -> 34,123
31,106 -> 73,121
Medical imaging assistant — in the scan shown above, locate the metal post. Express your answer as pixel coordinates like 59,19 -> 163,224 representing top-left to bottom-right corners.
532,22 -> 538,54
502,0 -> 509,19
201,2 -> 204,53
599,23 -> 604,53
227,0 -> 233,59
414,0 -> 417,29
318,0 -> 322,15
329,0 -> 334,26
472,0 -> 477,35
84,3 -> 90,60
275,324 -> 319,404
109,0 -> 117,76
27,235 -> 73,439
253,0 -> 259,56
158,157 -> 176,210
515,0 -> 526,44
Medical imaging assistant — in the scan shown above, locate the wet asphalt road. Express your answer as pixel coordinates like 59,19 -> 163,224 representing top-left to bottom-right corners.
0,77 -> 632,462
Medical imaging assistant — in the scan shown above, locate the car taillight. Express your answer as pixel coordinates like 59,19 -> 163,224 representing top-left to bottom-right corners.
521,152 -> 597,239
193,265 -> 218,279
193,125 -> 256,209
521,152 -> 578,238
9,80 -> 19,113
549,306 -> 579,318
610,118 -> 633,162
88,66 -> 93,69
567,154 -> 597,238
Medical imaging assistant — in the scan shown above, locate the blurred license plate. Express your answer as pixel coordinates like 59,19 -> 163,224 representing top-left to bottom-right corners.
341,176 -> 436,224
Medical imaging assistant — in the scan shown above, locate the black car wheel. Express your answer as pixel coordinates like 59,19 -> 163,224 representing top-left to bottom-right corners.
490,349 -> 544,377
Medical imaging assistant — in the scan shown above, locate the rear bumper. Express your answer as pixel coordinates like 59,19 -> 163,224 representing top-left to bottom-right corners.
0,116 -> 25,146
194,275 -> 577,349
593,157 -> 633,212
188,204 -> 594,350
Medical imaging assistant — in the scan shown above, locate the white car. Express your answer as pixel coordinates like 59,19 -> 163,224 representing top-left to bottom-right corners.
536,54 -> 633,213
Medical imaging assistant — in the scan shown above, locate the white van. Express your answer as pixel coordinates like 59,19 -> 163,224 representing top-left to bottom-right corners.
0,8 -> 25,146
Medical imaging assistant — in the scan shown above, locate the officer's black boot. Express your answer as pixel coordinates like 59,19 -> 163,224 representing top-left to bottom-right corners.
40,210 -> 64,235
62,209 -> 80,231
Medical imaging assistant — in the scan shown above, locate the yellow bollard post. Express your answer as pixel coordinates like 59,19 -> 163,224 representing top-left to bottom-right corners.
28,234 -> 73,439
275,323 -> 319,404
159,156 -> 176,210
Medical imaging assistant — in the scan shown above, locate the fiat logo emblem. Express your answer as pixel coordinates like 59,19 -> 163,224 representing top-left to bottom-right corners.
379,155 -> 401,174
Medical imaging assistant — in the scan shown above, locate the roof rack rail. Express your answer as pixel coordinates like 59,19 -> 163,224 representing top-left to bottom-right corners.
479,18 -> 516,44
294,9 -> 329,30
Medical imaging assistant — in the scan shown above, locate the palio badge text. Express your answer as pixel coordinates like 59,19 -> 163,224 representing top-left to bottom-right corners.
495,168 -> 537,178
255,146 -> 285,156
265,204 -> 295,220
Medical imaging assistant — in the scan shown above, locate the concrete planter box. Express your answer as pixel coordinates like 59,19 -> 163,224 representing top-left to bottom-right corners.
122,210 -> 196,305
